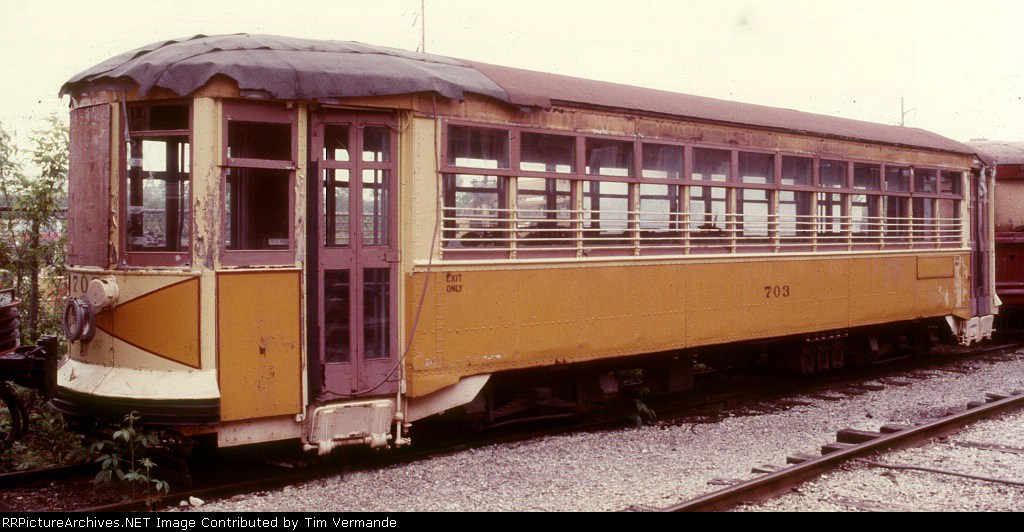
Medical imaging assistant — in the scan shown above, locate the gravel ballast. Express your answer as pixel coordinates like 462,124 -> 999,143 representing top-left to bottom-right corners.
742,407 -> 1024,511
190,350 -> 1024,512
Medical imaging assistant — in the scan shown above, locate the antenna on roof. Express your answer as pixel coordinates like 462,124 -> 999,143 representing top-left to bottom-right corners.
412,1 -> 426,52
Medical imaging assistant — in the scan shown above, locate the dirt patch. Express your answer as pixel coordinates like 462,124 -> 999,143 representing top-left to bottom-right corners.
0,477 -> 120,511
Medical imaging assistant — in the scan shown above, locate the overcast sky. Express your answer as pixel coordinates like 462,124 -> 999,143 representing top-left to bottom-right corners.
1,0 -> 1021,146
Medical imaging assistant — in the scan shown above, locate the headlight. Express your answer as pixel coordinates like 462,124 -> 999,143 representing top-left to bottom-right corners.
62,297 -> 95,343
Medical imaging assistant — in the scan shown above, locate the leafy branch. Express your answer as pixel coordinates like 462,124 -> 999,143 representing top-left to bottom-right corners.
90,411 -> 170,503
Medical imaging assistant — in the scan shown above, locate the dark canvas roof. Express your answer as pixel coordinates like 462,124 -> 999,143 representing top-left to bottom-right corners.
60,34 -> 509,103
63,33 -> 976,156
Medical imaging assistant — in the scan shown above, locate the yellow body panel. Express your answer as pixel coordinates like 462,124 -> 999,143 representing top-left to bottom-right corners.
94,278 -> 201,368
68,271 -> 201,370
216,270 -> 302,421
405,253 -> 970,397
917,255 -> 955,280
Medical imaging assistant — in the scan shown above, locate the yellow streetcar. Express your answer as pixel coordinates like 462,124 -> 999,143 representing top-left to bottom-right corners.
53,34 -> 996,452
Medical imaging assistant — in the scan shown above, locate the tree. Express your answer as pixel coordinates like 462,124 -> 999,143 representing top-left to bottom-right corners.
0,115 -> 69,342
0,123 -> 24,293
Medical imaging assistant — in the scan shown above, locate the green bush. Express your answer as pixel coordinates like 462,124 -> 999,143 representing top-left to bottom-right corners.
0,384 -> 88,471
90,412 -> 170,503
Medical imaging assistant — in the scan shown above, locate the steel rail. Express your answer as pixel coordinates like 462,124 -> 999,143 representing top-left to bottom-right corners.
661,389 -> 1024,512
0,462 -> 94,489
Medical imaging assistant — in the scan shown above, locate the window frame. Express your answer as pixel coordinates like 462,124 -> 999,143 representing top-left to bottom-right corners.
441,173 -> 510,252
119,100 -> 194,268
220,100 -> 298,267
438,118 -> 967,260
519,131 -> 577,174
515,176 -> 574,251
447,123 -> 511,171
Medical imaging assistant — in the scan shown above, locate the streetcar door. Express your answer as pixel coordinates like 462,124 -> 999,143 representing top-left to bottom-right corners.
309,112 -> 399,400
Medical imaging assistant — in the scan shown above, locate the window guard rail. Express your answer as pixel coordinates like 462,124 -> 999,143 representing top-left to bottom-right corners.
440,206 -> 964,256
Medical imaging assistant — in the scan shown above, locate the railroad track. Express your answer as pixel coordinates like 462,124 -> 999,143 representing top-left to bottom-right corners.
635,340 -> 1024,427
4,340 -> 1022,512
659,389 -> 1024,512
0,463 -> 94,489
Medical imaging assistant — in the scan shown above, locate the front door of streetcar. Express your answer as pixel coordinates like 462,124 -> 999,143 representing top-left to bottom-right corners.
310,111 -> 399,399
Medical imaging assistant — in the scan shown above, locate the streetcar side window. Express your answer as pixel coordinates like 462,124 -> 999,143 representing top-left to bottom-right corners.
128,105 -> 188,131
819,160 -> 848,188
436,122 -> 965,259
586,138 -> 633,177
778,190 -> 813,246
940,171 -> 962,195
123,104 -> 191,265
443,125 -> 511,253
516,177 -> 572,247
850,164 -> 883,245
225,123 -> 292,250
913,198 -> 936,240
737,152 -> 774,247
739,152 -> 773,184
642,144 -> 684,180
639,183 -> 683,246
221,102 -> 296,265
442,174 -> 507,248
447,126 -> 509,170
850,193 -> 882,244
225,168 -> 291,250
227,121 -> 291,160
520,133 -> 574,174
692,148 -> 731,182
738,188 -> 770,241
854,163 -> 881,190
886,166 -> 911,192
938,199 -> 960,245
816,191 -> 845,246
583,181 -> 630,247
781,156 -> 812,186
914,168 -> 937,194
884,165 -> 912,246
885,196 -> 911,242
690,185 -> 729,251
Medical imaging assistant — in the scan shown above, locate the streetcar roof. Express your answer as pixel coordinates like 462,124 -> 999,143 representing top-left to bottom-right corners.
62,33 -> 974,156
60,34 -> 508,103
968,140 -> 1024,165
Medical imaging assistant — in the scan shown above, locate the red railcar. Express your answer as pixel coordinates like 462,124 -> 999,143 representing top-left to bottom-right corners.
970,141 -> 1024,315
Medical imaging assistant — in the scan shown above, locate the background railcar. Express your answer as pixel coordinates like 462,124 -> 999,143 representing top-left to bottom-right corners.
54,35 -> 996,452
969,140 -> 1024,322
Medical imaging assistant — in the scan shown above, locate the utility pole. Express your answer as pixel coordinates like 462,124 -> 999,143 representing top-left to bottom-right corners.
421,0 -> 426,53
900,97 -> 916,127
